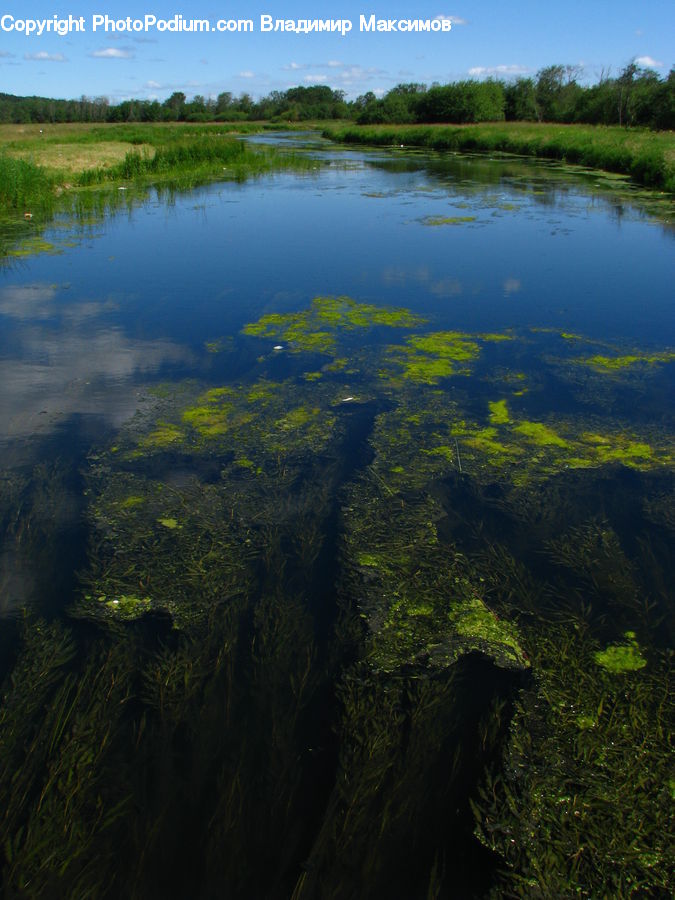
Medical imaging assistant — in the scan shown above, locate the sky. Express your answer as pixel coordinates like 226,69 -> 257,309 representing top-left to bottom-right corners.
0,1 -> 673,102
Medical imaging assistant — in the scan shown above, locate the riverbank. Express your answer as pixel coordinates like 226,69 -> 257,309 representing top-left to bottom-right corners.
0,122 -> 319,258
0,122 -> 302,218
321,122 -> 675,193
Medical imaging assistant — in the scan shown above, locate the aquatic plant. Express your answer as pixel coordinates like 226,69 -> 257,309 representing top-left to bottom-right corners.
577,350 -> 675,372
422,214 -> 477,225
242,295 -> 425,355
594,631 -> 648,673
2,287 -> 673,897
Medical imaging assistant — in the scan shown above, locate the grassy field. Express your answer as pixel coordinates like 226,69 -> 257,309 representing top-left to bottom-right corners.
322,122 -> 675,193
0,122 -> 297,218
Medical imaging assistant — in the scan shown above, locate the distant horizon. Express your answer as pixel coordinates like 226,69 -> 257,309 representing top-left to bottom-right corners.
2,63 -> 673,109
0,1 -> 672,103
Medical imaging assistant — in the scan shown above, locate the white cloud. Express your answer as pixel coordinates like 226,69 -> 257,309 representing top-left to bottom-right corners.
468,64 -> 530,77
0,50 -> 14,58
145,80 -> 161,89
238,70 -> 254,78
327,60 -> 343,68
303,74 -> 328,84
24,51 -> 66,62
635,55 -> 663,68
434,15 -> 468,25
90,47 -> 133,59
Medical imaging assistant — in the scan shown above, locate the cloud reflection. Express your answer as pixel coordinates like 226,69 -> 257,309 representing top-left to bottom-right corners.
0,282 -> 192,444
381,265 -> 464,297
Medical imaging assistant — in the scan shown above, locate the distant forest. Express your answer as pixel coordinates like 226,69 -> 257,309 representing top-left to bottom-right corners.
1,64 -> 673,129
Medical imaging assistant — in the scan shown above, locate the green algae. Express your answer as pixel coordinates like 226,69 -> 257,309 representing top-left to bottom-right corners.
408,332 -> 480,361
578,351 -> 675,371
594,633 -> 647,674
83,592 -> 152,619
8,236 -> 60,257
477,332 -> 514,342
139,422 -> 185,449
488,399 -> 511,425
584,436 -> 654,465
450,597 -> 527,668
9,289 -> 673,899
471,526 -> 672,898
120,495 -> 145,509
465,427 -> 521,459
182,403 -> 232,437
387,331 -> 481,383
242,295 -> 425,356
422,215 -> 476,226
6,290 -> 674,899
514,420 -> 570,448
343,474 -> 528,673
560,331 -> 584,341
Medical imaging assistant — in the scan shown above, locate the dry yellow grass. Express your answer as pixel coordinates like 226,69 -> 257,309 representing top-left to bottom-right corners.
6,141 -> 154,174
0,124 -> 156,175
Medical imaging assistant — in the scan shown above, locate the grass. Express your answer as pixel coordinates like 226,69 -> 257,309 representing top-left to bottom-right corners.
0,122 -> 320,258
0,122 -> 309,215
322,121 -> 675,193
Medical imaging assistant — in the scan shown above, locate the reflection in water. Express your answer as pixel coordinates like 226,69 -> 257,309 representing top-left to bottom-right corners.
0,138 -> 672,898
0,282 -> 191,445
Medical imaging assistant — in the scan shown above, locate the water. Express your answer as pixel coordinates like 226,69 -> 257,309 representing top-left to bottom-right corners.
0,136 -> 672,897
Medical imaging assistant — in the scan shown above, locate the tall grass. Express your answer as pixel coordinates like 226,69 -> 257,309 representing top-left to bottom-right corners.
322,123 -> 675,192
77,134 -> 316,188
0,125 -> 316,213
0,154 -> 59,212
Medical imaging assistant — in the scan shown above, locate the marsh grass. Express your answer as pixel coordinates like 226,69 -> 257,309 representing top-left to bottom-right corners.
76,134 -> 317,189
322,122 -> 675,192
0,123 -> 321,258
0,154 -> 58,214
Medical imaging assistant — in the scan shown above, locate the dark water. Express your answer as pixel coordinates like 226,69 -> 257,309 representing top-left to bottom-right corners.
0,136 -> 672,898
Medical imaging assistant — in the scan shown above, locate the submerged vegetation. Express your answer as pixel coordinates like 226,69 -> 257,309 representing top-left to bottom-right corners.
1,292 -> 673,892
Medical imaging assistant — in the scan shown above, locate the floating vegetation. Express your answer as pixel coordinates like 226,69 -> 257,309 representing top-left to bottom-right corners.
1,293 -> 673,897
576,350 -> 675,372
384,330 -> 482,383
242,294 -> 425,355
7,236 -> 60,257
422,214 -> 477,225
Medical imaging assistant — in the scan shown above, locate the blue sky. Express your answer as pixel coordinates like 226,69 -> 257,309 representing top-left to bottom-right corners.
0,1 -> 672,102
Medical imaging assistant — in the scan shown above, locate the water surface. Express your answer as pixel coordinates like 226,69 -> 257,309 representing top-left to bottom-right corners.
0,135 -> 672,898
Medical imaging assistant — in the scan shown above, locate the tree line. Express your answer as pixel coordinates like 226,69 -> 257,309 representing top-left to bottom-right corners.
1,64 -> 673,129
